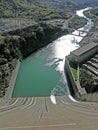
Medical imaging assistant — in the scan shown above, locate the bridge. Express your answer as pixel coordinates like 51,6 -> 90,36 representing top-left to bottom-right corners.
67,27 -> 89,37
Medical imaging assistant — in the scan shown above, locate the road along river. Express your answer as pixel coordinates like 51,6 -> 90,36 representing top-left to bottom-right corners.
12,7 -> 93,97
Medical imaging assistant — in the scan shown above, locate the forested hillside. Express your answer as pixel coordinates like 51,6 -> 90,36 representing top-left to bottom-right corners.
1,0 -> 98,20
1,0 -> 98,19
0,0 -> 79,20
73,0 -> 98,7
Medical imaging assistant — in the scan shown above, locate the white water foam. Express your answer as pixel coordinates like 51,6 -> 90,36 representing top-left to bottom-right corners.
50,95 -> 57,104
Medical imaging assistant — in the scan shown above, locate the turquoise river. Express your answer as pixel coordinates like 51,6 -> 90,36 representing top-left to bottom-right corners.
12,8 -> 93,97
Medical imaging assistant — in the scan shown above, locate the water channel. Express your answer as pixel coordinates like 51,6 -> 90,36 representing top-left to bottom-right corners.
12,8 -> 94,97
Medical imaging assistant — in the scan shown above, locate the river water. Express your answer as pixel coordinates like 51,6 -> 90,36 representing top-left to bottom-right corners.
13,8 -> 93,97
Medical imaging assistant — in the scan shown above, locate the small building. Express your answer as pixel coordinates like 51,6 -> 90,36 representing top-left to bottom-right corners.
69,43 -> 98,64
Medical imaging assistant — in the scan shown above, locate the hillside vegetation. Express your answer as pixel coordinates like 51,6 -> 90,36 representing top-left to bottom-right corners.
1,0 -> 98,20
73,0 -> 98,7
0,0 -> 79,20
